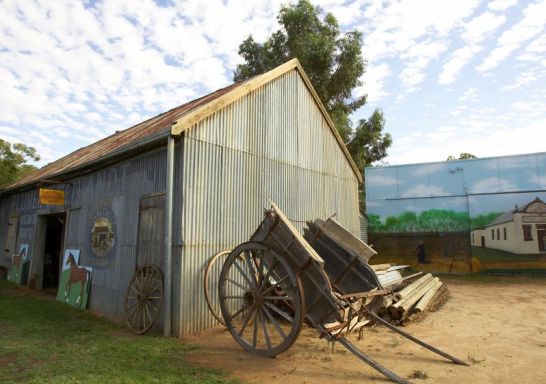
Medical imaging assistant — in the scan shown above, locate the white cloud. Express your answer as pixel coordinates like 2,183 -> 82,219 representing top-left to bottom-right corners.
438,45 -> 483,84
462,11 -> 506,44
488,0 -> 518,11
458,87 -> 479,101
358,62 -> 391,102
470,177 -> 501,193
366,172 -> 398,186
438,11 -> 506,85
478,0 -> 546,72
0,0 -> 287,164
517,33 -> 546,61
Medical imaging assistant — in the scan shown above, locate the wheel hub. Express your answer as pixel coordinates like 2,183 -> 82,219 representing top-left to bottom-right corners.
244,289 -> 263,308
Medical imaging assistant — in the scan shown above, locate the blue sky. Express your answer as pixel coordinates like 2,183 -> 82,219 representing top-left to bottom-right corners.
0,0 -> 545,167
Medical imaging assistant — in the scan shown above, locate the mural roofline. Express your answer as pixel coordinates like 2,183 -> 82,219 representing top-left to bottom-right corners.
365,151 -> 546,172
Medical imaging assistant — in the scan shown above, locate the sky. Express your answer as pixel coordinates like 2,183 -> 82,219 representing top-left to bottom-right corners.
0,0 -> 545,168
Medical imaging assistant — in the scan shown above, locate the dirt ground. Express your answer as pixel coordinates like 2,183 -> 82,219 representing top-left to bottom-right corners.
183,276 -> 546,383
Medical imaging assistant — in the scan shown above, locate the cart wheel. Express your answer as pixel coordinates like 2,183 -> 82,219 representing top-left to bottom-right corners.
204,250 -> 231,326
125,265 -> 163,334
219,242 -> 305,357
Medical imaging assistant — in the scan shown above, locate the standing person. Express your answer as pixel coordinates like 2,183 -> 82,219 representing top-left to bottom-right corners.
415,241 -> 426,263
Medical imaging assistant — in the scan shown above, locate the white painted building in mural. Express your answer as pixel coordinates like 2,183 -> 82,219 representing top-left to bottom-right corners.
471,198 -> 546,254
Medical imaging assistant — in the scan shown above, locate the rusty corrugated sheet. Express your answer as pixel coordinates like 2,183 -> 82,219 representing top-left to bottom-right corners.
4,82 -> 242,191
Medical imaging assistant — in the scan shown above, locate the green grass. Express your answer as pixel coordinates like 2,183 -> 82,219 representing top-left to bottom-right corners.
471,246 -> 543,262
0,281 -> 239,384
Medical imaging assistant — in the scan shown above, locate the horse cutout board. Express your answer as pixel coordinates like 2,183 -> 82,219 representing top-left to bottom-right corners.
56,249 -> 93,309
7,244 -> 29,284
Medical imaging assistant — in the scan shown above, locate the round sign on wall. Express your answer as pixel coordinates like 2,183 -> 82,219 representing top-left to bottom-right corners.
91,217 -> 114,257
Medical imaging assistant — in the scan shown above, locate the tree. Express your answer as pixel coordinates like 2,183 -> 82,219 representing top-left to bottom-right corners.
234,0 -> 391,171
346,110 -> 392,172
0,139 -> 40,187
447,152 -> 477,161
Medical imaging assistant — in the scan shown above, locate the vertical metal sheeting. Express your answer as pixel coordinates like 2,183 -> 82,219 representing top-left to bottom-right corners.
178,69 -> 360,336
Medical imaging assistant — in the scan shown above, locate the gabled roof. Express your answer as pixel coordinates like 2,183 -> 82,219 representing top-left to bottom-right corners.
3,58 -> 361,193
486,211 -> 514,227
486,197 -> 546,227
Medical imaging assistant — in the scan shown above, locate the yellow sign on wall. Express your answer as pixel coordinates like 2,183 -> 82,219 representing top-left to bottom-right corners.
39,188 -> 65,206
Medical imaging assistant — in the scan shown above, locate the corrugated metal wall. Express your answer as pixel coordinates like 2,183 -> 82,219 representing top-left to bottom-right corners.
0,144 -> 179,324
177,69 -> 360,336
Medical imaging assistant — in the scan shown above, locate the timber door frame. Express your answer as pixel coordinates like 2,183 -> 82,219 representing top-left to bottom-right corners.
30,211 -> 66,289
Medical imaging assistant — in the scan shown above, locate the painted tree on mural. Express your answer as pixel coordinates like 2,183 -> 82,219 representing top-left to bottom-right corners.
469,212 -> 504,230
368,209 -> 472,233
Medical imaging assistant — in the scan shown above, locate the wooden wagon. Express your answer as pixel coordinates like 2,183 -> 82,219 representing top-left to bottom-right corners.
216,203 -> 467,384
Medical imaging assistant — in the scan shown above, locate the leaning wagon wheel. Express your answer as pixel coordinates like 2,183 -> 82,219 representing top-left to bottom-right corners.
219,242 -> 305,357
204,250 -> 231,326
125,265 -> 164,334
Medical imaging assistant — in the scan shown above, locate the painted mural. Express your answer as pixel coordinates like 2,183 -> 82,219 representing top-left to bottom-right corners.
366,153 -> 546,274
7,244 -> 29,284
56,249 -> 93,309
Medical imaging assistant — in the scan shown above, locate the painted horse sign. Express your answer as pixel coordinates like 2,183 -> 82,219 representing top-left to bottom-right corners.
56,250 -> 93,309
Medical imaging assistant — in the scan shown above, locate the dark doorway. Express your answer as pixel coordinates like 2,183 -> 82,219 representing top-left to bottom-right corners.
537,225 -> 546,252
42,214 -> 66,292
480,236 -> 485,248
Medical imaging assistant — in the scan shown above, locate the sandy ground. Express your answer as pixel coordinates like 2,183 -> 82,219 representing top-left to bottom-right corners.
183,277 -> 546,383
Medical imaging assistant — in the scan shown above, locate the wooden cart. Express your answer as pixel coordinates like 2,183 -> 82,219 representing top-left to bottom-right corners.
217,204 -> 467,384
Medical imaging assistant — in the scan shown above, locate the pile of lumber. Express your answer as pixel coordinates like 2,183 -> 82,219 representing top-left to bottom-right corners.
373,270 -> 449,325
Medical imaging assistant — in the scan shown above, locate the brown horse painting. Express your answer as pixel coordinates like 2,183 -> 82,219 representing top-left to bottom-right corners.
64,252 -> 90,305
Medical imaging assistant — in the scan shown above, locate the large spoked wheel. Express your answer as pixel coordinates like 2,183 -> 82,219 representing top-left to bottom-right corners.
125,265 -> 164,334
204,250 -> 231,326
219,242 -> 305,357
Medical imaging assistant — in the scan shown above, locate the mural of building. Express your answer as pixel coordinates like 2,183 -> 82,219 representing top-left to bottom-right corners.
366,152 -> 546,274
471,198 -> 546,254
0,59 -> 362,336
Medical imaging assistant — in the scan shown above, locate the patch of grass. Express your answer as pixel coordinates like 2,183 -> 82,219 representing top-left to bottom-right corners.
470,247 -> 541,262
0,281 -> 238,384
409,370 -> 428,379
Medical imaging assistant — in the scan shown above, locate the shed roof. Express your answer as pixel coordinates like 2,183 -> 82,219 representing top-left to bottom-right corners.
3,59 -> 361,193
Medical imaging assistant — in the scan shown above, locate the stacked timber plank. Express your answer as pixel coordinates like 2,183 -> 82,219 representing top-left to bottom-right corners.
374,272 -> 449,325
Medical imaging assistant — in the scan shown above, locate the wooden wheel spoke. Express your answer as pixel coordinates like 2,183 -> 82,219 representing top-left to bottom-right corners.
260,308 -> 272,350
131,302 -> 144,325
257,251 -> 265,287
128,301 -> 142,321
126,300 -> 140,310
262,274 -> 290,295
252,309 -> 259,348
125,265 -> 164,334
226,277 -> 248,291
148,300 -> 159,314
263,295 -> 294,302
229,305 -> 248,321
259,259 -> 279,290
264,301 -> 294,323
218,242 -> 304,357
262,304 -> 287,340
142,269 -> 153,294
233,259 -> 254,288
129,285 -> 140,295
144,301 -> 153,325
238,307 -> 257,336
244,251 -> 259,287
